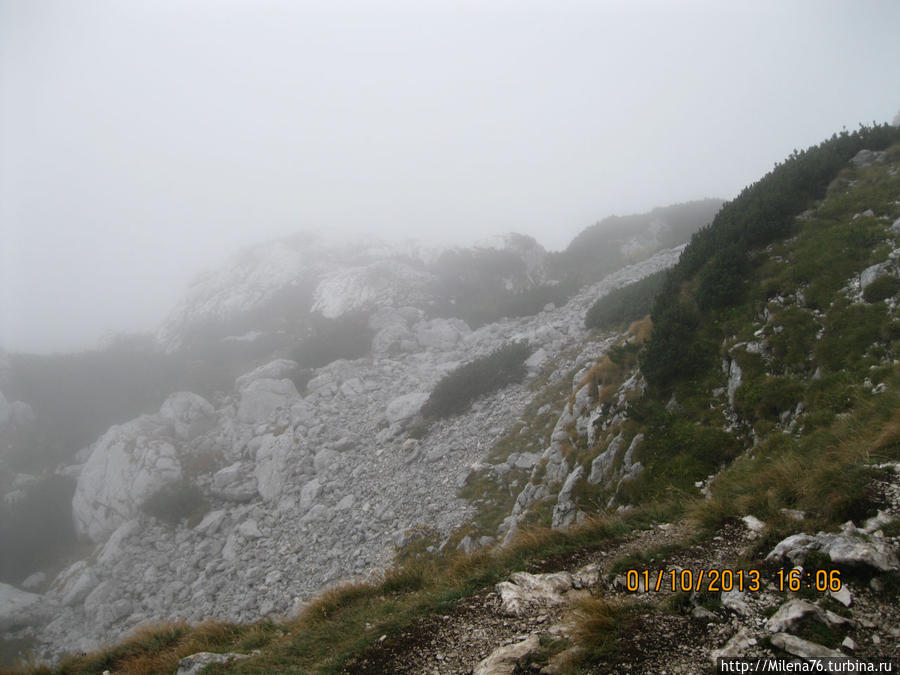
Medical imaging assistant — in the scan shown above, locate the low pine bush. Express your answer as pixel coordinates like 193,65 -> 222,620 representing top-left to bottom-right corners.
421,341 -> 531,418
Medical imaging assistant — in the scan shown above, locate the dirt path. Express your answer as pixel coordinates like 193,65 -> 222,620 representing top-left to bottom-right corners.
341,515 -> 900,674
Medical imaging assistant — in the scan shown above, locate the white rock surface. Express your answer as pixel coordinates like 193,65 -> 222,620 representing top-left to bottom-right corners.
385,392 -> 430,424
176,651 -> 249,674
14,243 -> 688,659
235,359 -> 299,391
769,633 -> 844,659
496,571 -> 575,615
159,392 -> 215,441
711,628 -> 758,663
767,528 -> 899,572
473,634 -> 541,675
72,416 -> 182,542
236,378 -> 300,424
0,583 -> 52,631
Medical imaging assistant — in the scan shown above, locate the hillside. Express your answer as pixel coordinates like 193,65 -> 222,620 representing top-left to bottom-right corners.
3,125 -> 900,672
0,197 -> 720,668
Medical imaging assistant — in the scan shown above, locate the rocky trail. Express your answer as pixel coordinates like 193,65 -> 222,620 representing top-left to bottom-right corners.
342,508 -> 900,674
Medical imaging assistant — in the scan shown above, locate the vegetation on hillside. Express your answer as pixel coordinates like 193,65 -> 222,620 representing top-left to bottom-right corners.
584,269 -> 667,331
421,341 -> 531,419
8,129 -> 900,673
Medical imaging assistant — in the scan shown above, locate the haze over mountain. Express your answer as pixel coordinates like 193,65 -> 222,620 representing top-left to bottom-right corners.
2,0 -> 900,352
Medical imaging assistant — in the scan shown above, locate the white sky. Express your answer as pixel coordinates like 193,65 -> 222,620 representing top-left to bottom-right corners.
2,0 -> 899,353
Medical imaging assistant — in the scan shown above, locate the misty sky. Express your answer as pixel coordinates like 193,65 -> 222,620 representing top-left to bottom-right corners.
2,0 -> 899,354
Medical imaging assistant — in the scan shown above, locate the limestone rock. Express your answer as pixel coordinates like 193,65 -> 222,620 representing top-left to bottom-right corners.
299,478 -> 322,511
473,634 -> 541,675
211,462 -> 258,502
21,572 -> 46,591
588,434 -> 624,485
860,262 -> 894,290
254,431 -> 297,501
236,378 -> 299,424
235,359 -> 298,391
72,416 -> 182,542
829,586 -> 852,607
97,520 -> 140,566
769,632 -> 844,659
766,599 -> 829,633
176,651 -> 249,674
414,318 -> 470,350
55,560 -> 99,607
767,529 -> 899,572
552,465 -> 584,530
721,589 -> 752,616
496,571 -> 574,615
0,582 -> 53,631
385,392 -> 429,425
711,628 -> 757,664
372,323 -> 417,356
524,348 -> 548,373
158,392 -> 215,441
742,515 -> 766,533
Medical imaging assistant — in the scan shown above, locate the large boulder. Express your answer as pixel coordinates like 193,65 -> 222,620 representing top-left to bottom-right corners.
767,527 -> 899,572
385,392 -> 429,425
414,318 -> 470,350
254,431 -> 298,502
235,359 -> 299,391
159,392 -> 215,441
210,462 -> 258,503
236,378 -> 300,424
72,416 -> 182,542
0,582 -> 54,631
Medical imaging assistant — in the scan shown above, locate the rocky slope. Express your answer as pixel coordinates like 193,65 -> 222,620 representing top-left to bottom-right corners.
5,129 -> 900,672
0,234 -> 688,661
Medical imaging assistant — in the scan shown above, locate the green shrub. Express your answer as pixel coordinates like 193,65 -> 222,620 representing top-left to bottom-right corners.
585,271 -> 666,330
734,375 -> 804,422
641,300 -> 712,389
141,480 -> 207,525
421,341 -> 531,418
696,244 -> 749,310
768,307 -> 819,372
815,302 -> 890,372
863,275 -> 900,303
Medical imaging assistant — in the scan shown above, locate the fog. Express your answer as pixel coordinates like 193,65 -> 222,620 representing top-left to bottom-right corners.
2,0 -> 898,354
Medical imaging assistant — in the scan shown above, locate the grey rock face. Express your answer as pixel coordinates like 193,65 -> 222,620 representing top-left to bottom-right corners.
72,416 -> 182,542
18,244 -> 689,660
235,359 -> 299,391
236,378 -> 300,424
496,571 -> 575,615
0,583 -> 54,631
385,392 -> 429,425
710,628 -> 758,664
769,633 -> 844,659
159,392 -> 215,441
588,434 -> 624,485
552,465 -> 584,530
473,634 -> 541,675
860,261 -> 895,290
767,527 -> 899,572
176,651 -> 249,674
211,463 -> 258,502
414,318 -> 470,350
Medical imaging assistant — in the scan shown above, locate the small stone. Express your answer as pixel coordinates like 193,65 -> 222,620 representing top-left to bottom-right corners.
742,515 -> 766,533
829,586 -> 852,607
842,637 -> 856,651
